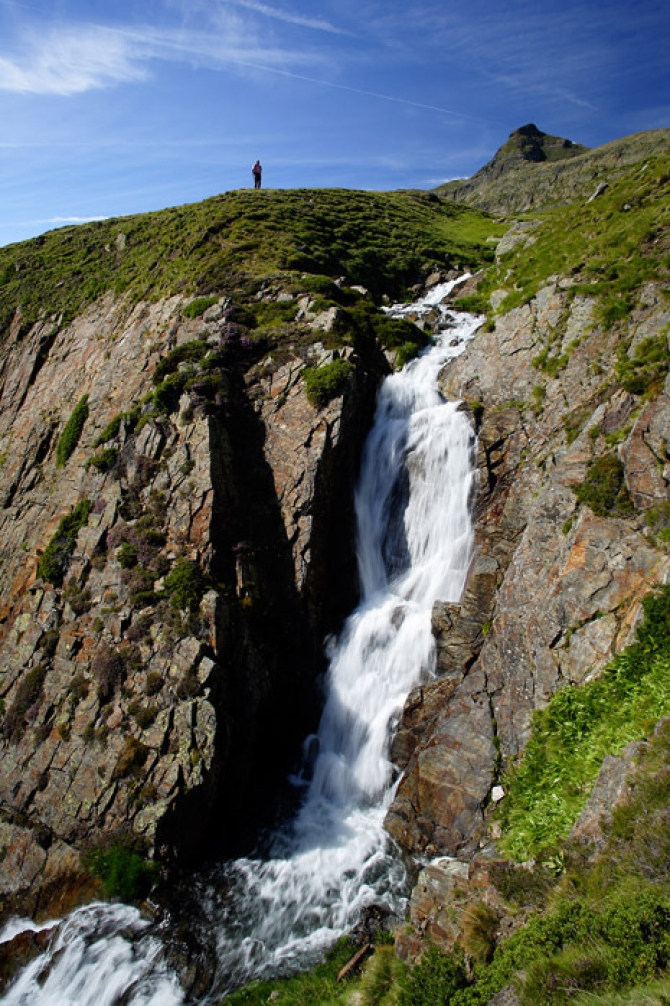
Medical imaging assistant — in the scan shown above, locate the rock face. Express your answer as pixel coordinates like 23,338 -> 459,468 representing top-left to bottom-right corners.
385,275 -> 670,860
0,290 -> 380,918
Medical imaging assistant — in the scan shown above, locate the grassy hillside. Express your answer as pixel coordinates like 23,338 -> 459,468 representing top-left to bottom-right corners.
0,188 -> 501,338
474,149 -> 670,330
438,127 -> 670,214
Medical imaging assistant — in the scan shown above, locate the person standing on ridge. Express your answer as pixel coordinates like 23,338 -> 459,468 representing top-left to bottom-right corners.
252,160 -> 262,189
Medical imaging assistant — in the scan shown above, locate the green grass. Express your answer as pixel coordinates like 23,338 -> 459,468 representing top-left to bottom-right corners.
573,453 -> 635,518
83,844 -> 159,901
497,585 -> 670,862
55,394 -> 89,467
37,498 -> 92,585
0,189 -> 501,339
223,937 -> 359,1006
303,359 -> 355,408
615,331 -> 670,398
479,152 -> 670,325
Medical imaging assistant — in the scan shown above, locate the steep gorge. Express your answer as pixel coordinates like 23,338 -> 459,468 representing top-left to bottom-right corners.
1,130 -> 670,1003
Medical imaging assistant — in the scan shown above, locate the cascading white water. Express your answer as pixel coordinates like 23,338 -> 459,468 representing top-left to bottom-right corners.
0,282 -> 481,1005
0,903 -> 184,1006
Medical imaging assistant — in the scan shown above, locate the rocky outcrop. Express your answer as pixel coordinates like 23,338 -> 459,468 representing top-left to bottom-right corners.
386,275 -> 670,861
0,289 -> 380,918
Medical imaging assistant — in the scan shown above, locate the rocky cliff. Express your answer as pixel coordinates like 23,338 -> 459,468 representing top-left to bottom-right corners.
386,145 -> 670,968
0,285 -> 382,919
387,274 -> 670,861
0,184 -> 498,922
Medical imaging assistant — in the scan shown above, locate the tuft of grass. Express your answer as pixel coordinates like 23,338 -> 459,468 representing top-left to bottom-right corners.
55,395 -> 89,467
2,664 -> 47,742
163,558 -> 205,611
37,499 -> 92,585
645,501 -> 670,546
460,903 -> 500,965
615,332 -> 670,398
87,447 -> 118,473
182,295 -> 218,318
573,453 -> 634,518
83,844 -> 159,901
303,358 -> 354,408
398,945 -> 468,1006
359,946 -> 404,1006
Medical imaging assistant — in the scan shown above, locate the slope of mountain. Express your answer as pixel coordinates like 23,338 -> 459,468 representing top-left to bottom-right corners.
438,123 -> 670,214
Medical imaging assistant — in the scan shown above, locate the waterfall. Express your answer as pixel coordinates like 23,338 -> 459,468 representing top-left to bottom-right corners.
0,282 -> 481,1005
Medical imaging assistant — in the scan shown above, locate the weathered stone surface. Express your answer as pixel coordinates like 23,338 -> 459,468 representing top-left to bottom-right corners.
386,670 -> 496,857
0,285 -> 381,916
388,276 -> 670,867
569,740 -> 646,847
396,854 -> 509,963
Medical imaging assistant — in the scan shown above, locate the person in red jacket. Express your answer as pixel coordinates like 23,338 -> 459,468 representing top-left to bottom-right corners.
252,160 -> 262,189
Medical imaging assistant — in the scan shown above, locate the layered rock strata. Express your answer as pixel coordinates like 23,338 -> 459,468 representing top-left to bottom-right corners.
0,290 -> 379,918
386,277 -> 670,860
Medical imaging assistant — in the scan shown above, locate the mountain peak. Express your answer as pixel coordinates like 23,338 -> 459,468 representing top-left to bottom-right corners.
496,123 -> 588,165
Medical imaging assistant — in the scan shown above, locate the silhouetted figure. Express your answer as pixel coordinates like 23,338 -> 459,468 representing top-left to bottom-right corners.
252,160 -> 262,189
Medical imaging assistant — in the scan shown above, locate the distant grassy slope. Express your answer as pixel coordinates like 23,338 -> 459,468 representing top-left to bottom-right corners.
477,149 -> 670,326
0,188 -> 502,336
438,127 -> 670,214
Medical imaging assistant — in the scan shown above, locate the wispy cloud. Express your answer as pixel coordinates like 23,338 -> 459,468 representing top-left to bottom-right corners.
0,31 -> 132,94
0,214 -> 108,229
222,0 -> 350,35
0,24 -> 148,94
48,215 -> 109,223
0,15 -> 319,95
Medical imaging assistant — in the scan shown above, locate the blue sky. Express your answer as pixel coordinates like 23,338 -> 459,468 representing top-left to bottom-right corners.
1,0 -> 668,247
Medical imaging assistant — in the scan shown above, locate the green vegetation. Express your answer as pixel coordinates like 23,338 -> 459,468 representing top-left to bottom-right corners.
37,499 -> 92,585
303,359 -> 355,408
615,331 -> 670,398
497,584 -> 670,861
224,937 -> 359,1006
55,394 -> 89,467
399,946 -> 468,1006
87,447 -> 118,473
94,405 -> 142,446
453,294 -> 489,314
113,736 -> 150,779
151,339 -> 208,385
479,152 -> 670,325
0,189 -> 500,338
645,501 -> 670,545
182,295 -> 218,318
573,453 -> 634,517
163,558 -> 205,611
2,664 -> 47,741
83,844 -> 159,901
